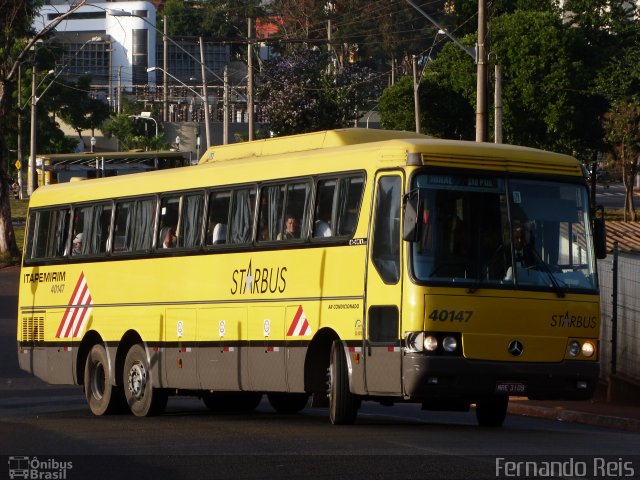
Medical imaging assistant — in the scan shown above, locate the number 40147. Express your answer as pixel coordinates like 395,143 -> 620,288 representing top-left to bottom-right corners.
428,309 -> 473,323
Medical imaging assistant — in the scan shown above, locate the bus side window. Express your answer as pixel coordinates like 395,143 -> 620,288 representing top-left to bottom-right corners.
179,193 -> 204,248
206,190 -> 231,246
158,195 -> 180,249
336,175 -> 364,236
258,184 -> 285,242
313,179 -> 336,238
28,208 -> 70,260
114,197 -> 155,253
228,186 -> 256,245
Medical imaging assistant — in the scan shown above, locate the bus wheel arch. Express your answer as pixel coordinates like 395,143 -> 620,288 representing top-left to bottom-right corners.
304,327 -> 339,407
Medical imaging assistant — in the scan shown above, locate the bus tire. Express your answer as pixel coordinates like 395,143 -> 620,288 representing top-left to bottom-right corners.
123,344 -> 167,417
328,340 -> 359,425
475,396 -> 508,427
267,393 -> 309,414
84,343 -> 125,415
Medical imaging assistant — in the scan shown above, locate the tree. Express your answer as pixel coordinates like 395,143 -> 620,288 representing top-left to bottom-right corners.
603,100 -> 639,221
102,99 -> 170,152
0,0 -> 86,259
257,49 -> 383,136
57,76 -> 110,148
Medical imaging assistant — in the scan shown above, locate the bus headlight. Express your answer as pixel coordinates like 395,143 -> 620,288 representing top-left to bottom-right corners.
581,341 -> 595,358
442,336 -> 458,353
424,335 -> 439,352
568,341 -> 581,357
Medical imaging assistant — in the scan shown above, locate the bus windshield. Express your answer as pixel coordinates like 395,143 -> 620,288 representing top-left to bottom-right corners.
410,172 -> 597,292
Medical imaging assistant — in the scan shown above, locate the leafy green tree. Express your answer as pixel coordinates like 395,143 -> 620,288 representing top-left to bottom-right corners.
257,49 -> 383,136
603,100 -> 639,221
102,99 -> 170,151
57,76 -> 110,149
0,0 -> 87,259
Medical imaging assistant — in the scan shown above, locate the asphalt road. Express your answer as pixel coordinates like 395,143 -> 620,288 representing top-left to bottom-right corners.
595,182 -> 640,209
1,266 -> 639,480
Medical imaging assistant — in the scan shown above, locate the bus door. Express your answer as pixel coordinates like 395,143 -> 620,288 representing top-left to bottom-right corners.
364,173 -> 403,395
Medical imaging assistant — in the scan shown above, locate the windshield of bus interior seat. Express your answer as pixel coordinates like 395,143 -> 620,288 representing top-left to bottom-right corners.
410,172 -> 597,292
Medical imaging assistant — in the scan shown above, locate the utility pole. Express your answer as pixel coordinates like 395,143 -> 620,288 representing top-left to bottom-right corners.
223,65 -> 229,145
494,64 -> 502,144
405,0 -> 487,142
28,64 -> 37,196
199,37 -> 212,148
412,55 -> 421,134
117,66 -> 122,114
17,64 -> 24,199
247,17 -> 254,141
476,0 -> 488,142
163,15 -> 168,123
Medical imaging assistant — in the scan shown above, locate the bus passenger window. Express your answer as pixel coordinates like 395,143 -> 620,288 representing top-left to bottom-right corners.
207,190 -> 231,245
179,193 -> 204,248
158,196 -> 180,249
336,176 -> 364,236
258,184 -> 284,242
228,187 -> 256,244
28,208 -> 70,260
313,179 -> 335,238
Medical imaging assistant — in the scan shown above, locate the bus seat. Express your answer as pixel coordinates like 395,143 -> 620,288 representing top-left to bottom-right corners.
212,223 -> 227,244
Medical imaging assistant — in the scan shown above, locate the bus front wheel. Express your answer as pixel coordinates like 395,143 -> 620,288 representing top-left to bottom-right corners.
328,340 -> 359,425
123,344 -> 168,417
84,343 -> 126,415
475,396 -> 508,427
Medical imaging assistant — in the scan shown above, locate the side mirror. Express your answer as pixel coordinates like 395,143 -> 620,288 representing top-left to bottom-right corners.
403,192 -> 422,242
593,206 -> 607,259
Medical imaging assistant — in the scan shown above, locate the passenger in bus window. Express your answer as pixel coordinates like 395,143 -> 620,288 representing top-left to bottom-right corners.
513,226 -> 536,267
72,233 -> 83,255
161,226 -> 177,248
278,214 -> 299,240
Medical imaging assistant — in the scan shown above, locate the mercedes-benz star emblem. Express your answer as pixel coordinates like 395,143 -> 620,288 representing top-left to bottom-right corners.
508,340 -> 524,357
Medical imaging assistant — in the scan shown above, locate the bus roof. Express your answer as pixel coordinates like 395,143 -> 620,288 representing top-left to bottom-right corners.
198,128 -> 432,164
28,129 -> 584,207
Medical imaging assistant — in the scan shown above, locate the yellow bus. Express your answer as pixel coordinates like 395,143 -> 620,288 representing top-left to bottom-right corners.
17,129 -> 607,426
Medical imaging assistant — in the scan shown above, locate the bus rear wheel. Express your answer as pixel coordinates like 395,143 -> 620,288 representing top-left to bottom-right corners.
475,396 -> 508,427
328,340 -> 359,425
267,393 -> 309,414
123,344 -> 167,417
84,343 -> 126,415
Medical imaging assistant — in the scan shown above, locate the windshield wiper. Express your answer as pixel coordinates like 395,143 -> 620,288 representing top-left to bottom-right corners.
530,248 -> 567,298
467,245 -> 503,294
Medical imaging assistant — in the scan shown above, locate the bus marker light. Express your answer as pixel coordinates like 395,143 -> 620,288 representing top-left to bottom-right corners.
568,341 -> 580,357
442,336 -> 457,352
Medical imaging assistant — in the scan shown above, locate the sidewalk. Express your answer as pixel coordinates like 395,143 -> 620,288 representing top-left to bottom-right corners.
508,390 -> 640,432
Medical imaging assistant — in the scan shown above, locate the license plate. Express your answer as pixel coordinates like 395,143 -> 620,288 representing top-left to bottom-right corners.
495,381 -> 527,394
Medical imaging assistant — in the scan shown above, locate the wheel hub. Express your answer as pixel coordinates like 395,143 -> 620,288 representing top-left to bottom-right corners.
128,362 -> 147,399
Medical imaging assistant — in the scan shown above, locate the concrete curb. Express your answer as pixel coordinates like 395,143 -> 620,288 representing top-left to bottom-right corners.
508,402 -> 640,432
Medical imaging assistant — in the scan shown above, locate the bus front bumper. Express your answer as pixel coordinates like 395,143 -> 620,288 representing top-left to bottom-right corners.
403,355 -> 599,401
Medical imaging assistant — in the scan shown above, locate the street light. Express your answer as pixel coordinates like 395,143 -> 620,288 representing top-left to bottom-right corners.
27,36 -> 103,195
147,66 -> 211,149
129,112 -> 159,138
